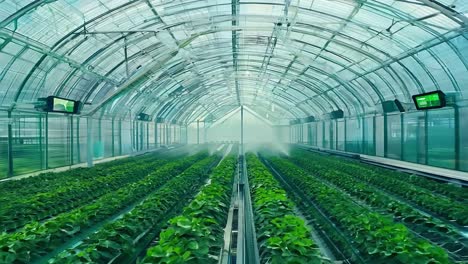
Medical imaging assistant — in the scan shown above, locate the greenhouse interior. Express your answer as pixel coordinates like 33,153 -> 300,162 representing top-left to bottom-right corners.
0,0 -> 467,263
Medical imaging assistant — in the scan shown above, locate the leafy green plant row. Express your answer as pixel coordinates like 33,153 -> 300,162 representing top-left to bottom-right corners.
287,155 -> 464,260
142,155 -> 237,263
292,150 -> 468,226
267,157 -> 451,264
49,155 -> 219,264
0,152 -> 163,200
0,153 -> 208,264
298,150 -> 468,202
0,156 -> 171,233
247,154 -> 330,264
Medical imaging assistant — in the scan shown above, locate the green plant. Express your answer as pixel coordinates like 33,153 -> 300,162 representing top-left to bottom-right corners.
247,154 -> 330,264
291,149 -> 468,226
267,157 -> 450,264
142,155 -> 237,263
0,153 -> 207,263
49,155 -> 219,264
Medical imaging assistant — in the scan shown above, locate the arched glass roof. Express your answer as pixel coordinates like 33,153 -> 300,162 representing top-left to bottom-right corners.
0,0 -> 467,124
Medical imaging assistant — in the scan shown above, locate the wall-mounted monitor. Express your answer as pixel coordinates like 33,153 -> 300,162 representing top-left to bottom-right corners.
412,91 -> 446,110
330,109 -> 344,119
137,113 -> 151,121
382,99 -> 405,113
38,96 -> 82,114
289,119 -> 300,125
304,115 -> 315,123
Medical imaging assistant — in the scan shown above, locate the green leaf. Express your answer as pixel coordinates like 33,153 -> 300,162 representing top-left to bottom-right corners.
188,241 -> 199,250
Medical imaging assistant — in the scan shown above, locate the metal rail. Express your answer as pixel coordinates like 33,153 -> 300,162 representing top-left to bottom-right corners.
241,155 -> 260,264
219,154 -> 260,264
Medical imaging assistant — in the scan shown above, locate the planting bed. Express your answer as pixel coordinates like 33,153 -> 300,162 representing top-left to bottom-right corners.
246,154 -> 330,264
1,145 -> 465,264
265,156 -> 451,263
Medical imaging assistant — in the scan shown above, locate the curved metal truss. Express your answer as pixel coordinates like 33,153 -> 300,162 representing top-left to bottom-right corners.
0,0 -> 467,124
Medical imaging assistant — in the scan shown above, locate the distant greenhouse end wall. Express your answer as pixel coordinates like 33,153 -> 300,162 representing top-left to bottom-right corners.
290,106 -> 468,172
0,111 -> 187,179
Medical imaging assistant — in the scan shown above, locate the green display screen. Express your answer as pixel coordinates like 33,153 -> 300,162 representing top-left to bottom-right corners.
53,98 -> 76,113
412,91 -> 446,110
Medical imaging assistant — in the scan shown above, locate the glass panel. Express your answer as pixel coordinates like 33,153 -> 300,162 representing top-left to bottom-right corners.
427,108 -> 455,169
337,120 -> 345,151
121,119 -> 132,155
77,117 -> 88,164
402,111 -> 424,163
11,114 -> 44,175
102,119 -> 113,158
346,118 -> 363,153
375,115 -> 384,157
386,114 -> 402,160
92,118 -> 104,160
317,121 -> 323,148
363,116 -> 375,155
114,120 -> 121,156
460,106 -> 468,172
0,113 -> 8,178
48,115 -> 70,168
323,121 -> 330,149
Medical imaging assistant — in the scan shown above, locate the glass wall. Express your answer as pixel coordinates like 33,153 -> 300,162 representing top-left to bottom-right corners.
386,114 -> 402,160
363,116 -> 375,155
460,107 -> 468,172
46,116 -> 70,169
12,114 -> 45,174
0,111 -> 179,178
0,114 -> 8,178
294,106 -> 467,173
427,109 -> 455,169
346,118 -> 363,154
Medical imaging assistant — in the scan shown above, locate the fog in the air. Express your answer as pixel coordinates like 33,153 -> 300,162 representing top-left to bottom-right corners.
186,107 -> 289,155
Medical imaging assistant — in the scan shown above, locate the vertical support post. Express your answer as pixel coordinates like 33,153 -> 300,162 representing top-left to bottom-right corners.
76,117 -> 81,163
321,121 -> 325,148
147,122 -> 149,149
155,121 -> 158,147
140,122 -> 144,150
335,120 -> 339,150
98,118 -> 102,155
241,105 -> 244,154
111,118 -> 115,157
424,111 -> 429,165
86,117 -> 93,167
197,120 -> 200,145
454,106 -> 460,170
343,119 -> 347,152
70,115 -> 74,165
400,114 -> 404,161
185,125 -> 188,144
373,115 -> 377,156
7,111 -> 14,177
135,121 -> 139,151
361,117 -> 366,154
118,119 -> 122,156
45,113 -> 49,169
39,115 -> 43,169
383,114 -> 388,158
